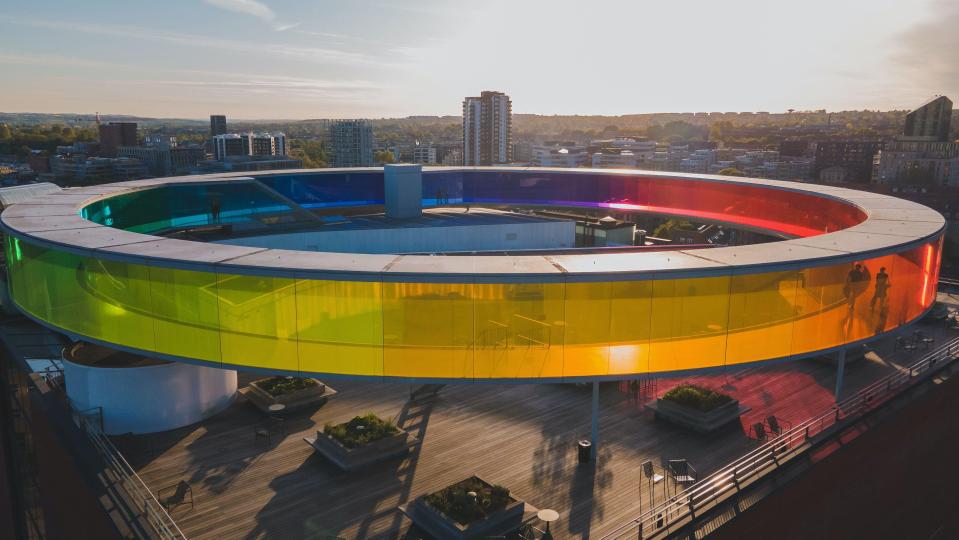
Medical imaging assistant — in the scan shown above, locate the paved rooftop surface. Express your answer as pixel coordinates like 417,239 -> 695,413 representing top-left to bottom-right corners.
115,292 -> 959,540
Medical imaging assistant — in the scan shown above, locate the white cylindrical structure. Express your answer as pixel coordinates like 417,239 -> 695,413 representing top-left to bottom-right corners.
63,357 -> 237,435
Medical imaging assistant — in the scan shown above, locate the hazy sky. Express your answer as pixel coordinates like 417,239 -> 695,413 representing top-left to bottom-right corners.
1,0 -> 956,119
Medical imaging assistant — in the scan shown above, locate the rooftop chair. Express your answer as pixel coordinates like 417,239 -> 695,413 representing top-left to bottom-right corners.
157,480 -> 194,512
642,459 -> 665,485
668,459 -> 697,486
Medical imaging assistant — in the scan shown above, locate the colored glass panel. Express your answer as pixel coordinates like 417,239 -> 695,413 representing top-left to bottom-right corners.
296,279 -> 383,376
3,235 -> 944,381
382,282 -> 473,379
215,273 -> 299,372
473,283 -> 565,379
149,265 -> 222,363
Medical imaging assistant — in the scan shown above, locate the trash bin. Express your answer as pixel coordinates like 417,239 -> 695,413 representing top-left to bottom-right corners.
577,439 -> 592,463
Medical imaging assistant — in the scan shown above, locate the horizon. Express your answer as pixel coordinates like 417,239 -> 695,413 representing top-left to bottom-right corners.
1,0 -> 957,119
0,106 -> 927,124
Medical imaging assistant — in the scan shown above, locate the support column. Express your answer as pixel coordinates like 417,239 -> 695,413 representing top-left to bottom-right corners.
591,381 -> 599,461
834,348 -> 846,403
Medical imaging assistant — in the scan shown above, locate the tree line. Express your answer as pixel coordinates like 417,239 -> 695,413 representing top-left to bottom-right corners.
0,123 -> 99,157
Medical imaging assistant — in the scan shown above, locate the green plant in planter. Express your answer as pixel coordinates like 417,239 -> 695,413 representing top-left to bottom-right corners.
256,376 -> 318,397
323,413 -> 399,448
661,384 -> 733,412
425,477 -> 512,526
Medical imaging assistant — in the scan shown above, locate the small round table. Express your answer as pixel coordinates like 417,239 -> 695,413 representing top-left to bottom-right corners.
537,509 -> 559,537
267,403 -> 286,415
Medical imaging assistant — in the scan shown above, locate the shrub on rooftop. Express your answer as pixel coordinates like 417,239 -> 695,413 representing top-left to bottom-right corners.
424,476 -> 513,526
661,384 -> 733,412
255,376 -> 318,397
323,413 -> 399,448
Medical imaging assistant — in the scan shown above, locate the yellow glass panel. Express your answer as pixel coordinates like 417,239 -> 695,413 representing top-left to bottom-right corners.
473,282 -> 564,379
80,257 -> 156,352
609,280 -> 652,375
649,276 -> 730,373
149,266 -> 222,363
296,279 -> 383,376
726,271 -> 799,365
564,281 -> 610,377
216,273 -> 298,371
382,282 -> 473,379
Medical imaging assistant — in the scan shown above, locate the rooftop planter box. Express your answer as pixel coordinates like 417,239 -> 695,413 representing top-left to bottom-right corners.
648,384 -> 749,433
304,413 -> 414,471
246,376 -> 336,413
402,476 -> 530,540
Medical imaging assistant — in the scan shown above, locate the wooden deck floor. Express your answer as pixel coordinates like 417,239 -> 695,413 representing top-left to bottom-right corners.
124,311 -> 959,540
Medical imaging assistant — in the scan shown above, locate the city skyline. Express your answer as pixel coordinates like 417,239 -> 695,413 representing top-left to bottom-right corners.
1,0 -> 957,119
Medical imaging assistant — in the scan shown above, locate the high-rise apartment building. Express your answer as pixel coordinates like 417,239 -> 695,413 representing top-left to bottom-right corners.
210,115 -> 227,137
329,120 -> 374,167
903,96 -> 953,141
463,91 -> 512,165
98,122 -> 138,157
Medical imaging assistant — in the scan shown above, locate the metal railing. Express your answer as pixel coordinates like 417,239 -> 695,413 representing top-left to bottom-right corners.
72,407 -> 186,540
602,336 -> 959,540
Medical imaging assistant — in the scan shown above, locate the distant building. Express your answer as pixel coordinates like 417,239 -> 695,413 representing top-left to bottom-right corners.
56,141 -> 99,155
51,155 -> 147,182
512,142 -> 532,163
250,132 -> 286,157
748,159 -> 813,181
875,140 -> 959,186
463,91 -> 512,165
119,145 -> 205,176
433,143 -> 461,165
213,134 -> 249,160
780,140 -> 812,158
210,115 -> 227,137
27,151 -> 51,174
211,132 -> 287,161
813,141 -> 879,184
441,148 -> 463,166
532,142 -> 588,168
197,156 -> 302,172
143,135 -> 177,148
329,120 -> 374,167
819,165 -> 850,183
98,122 -> 137,157
876,96 -> 959,186
679,149 -> 717,173
592,150 -> 645,169
903,96 -> 952,142
412,143 -> 437,165
587,138 -> 657,159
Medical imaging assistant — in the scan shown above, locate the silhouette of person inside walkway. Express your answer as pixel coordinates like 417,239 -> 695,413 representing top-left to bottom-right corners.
871,267 -> 890,311
845,264 -> 867,307
210,196 -> 222,223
